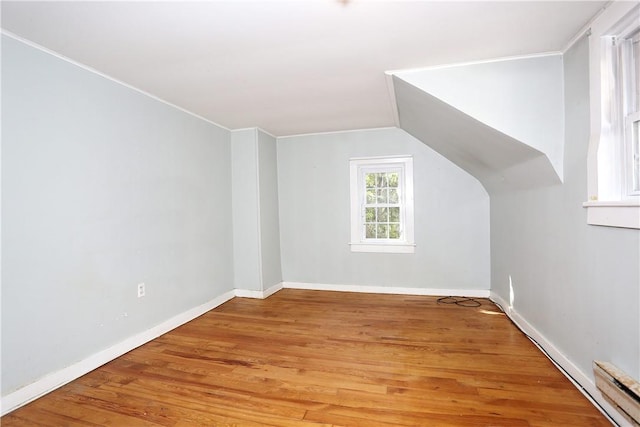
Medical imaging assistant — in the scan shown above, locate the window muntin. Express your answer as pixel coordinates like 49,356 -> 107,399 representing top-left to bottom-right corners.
363,170 -> 402,240
349,156 -> 414,253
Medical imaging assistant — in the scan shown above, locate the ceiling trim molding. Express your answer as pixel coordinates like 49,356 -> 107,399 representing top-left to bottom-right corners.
277,126 -> 398,140
231,127 -> 278,139
561,0 -> 612,53
0,29 -> 231,132
385,51 -> 562,77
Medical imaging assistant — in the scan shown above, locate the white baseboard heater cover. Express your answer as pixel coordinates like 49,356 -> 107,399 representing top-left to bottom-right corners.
593,361 -> 640,426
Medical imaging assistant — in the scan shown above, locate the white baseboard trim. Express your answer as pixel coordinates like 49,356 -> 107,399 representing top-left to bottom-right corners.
489,292 -> 625,427
233,282 -> 283,299
1,290 -> 236,416
283,281 -> 490,298
234,289 -> 264,298
262,282 -> 284,298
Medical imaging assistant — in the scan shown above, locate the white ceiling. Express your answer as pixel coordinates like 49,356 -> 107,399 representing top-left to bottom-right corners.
1,1 -> 608,137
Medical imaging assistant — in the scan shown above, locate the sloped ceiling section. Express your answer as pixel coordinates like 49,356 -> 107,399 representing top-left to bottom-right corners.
393,76 -> 561,194
391,55 -> 565,194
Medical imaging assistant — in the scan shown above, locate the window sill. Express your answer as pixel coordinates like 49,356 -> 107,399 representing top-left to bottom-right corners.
350,242 -> 416,254
583,201 -> 640,229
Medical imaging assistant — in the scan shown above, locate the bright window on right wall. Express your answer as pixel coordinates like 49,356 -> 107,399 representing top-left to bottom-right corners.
625,32 -> 640,196
584,2 -> 640,229
606,13 -> 639,197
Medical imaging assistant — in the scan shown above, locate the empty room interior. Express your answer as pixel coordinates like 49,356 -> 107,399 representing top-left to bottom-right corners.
2,1 -> 639,426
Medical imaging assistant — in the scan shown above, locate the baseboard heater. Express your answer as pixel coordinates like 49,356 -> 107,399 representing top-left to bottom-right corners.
593,361 -> 640,425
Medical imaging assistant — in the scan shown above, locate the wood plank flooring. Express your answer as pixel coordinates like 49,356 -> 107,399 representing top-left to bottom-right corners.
2,289 -> 611,426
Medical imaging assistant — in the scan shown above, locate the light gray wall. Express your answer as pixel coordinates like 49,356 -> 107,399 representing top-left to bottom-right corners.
491,36 -> 640,380
277,127 -> 490,290
257,130 -> 283,290
231,128 -> 282,292
231,129 -> 261,291
1,35 -> 234,395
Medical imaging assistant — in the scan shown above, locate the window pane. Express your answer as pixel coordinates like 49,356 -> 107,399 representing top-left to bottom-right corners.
388,189 -> 399,204
377,224 -> 388,238
377,189 -> 388,203
376,173 -> 388,187
365,207 -> 376,222
366,189 -> 376,203
388,172 -> 399,187
389,224 -> 400,239
389,207 -> 400,222
365,224 -> 376,238
377,207 -> 388,222
365,173 -> 376,188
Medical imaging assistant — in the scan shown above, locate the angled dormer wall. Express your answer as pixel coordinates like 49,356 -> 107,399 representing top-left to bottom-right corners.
391,54 -> 565,193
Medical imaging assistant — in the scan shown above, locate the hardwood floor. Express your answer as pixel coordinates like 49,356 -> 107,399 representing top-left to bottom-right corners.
2,289 -> 611,426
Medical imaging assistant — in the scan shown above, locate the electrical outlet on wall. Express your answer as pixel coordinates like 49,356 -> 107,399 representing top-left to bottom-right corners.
137,283 -> 145,298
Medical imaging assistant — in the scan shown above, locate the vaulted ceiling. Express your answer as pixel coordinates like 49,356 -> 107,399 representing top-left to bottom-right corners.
1,1 -> 607,137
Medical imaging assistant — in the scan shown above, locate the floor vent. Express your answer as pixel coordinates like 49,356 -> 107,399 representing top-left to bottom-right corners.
594,361 -> 640,426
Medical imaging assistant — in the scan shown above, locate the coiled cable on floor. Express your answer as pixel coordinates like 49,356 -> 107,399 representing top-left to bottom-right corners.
436,296 -> 481,307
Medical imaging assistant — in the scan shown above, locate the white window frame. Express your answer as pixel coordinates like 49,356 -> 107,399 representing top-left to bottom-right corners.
584,2 -> 640,229
349,156 -> 415,253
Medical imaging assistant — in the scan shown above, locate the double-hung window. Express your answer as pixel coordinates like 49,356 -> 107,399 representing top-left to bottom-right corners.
584,2 -> 640,229
607,19 -> 640,197
622,30 -> 640,196
349,156 -> 415,253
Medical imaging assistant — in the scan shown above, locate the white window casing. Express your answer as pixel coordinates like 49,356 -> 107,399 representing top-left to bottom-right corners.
349,156 -> 415,253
